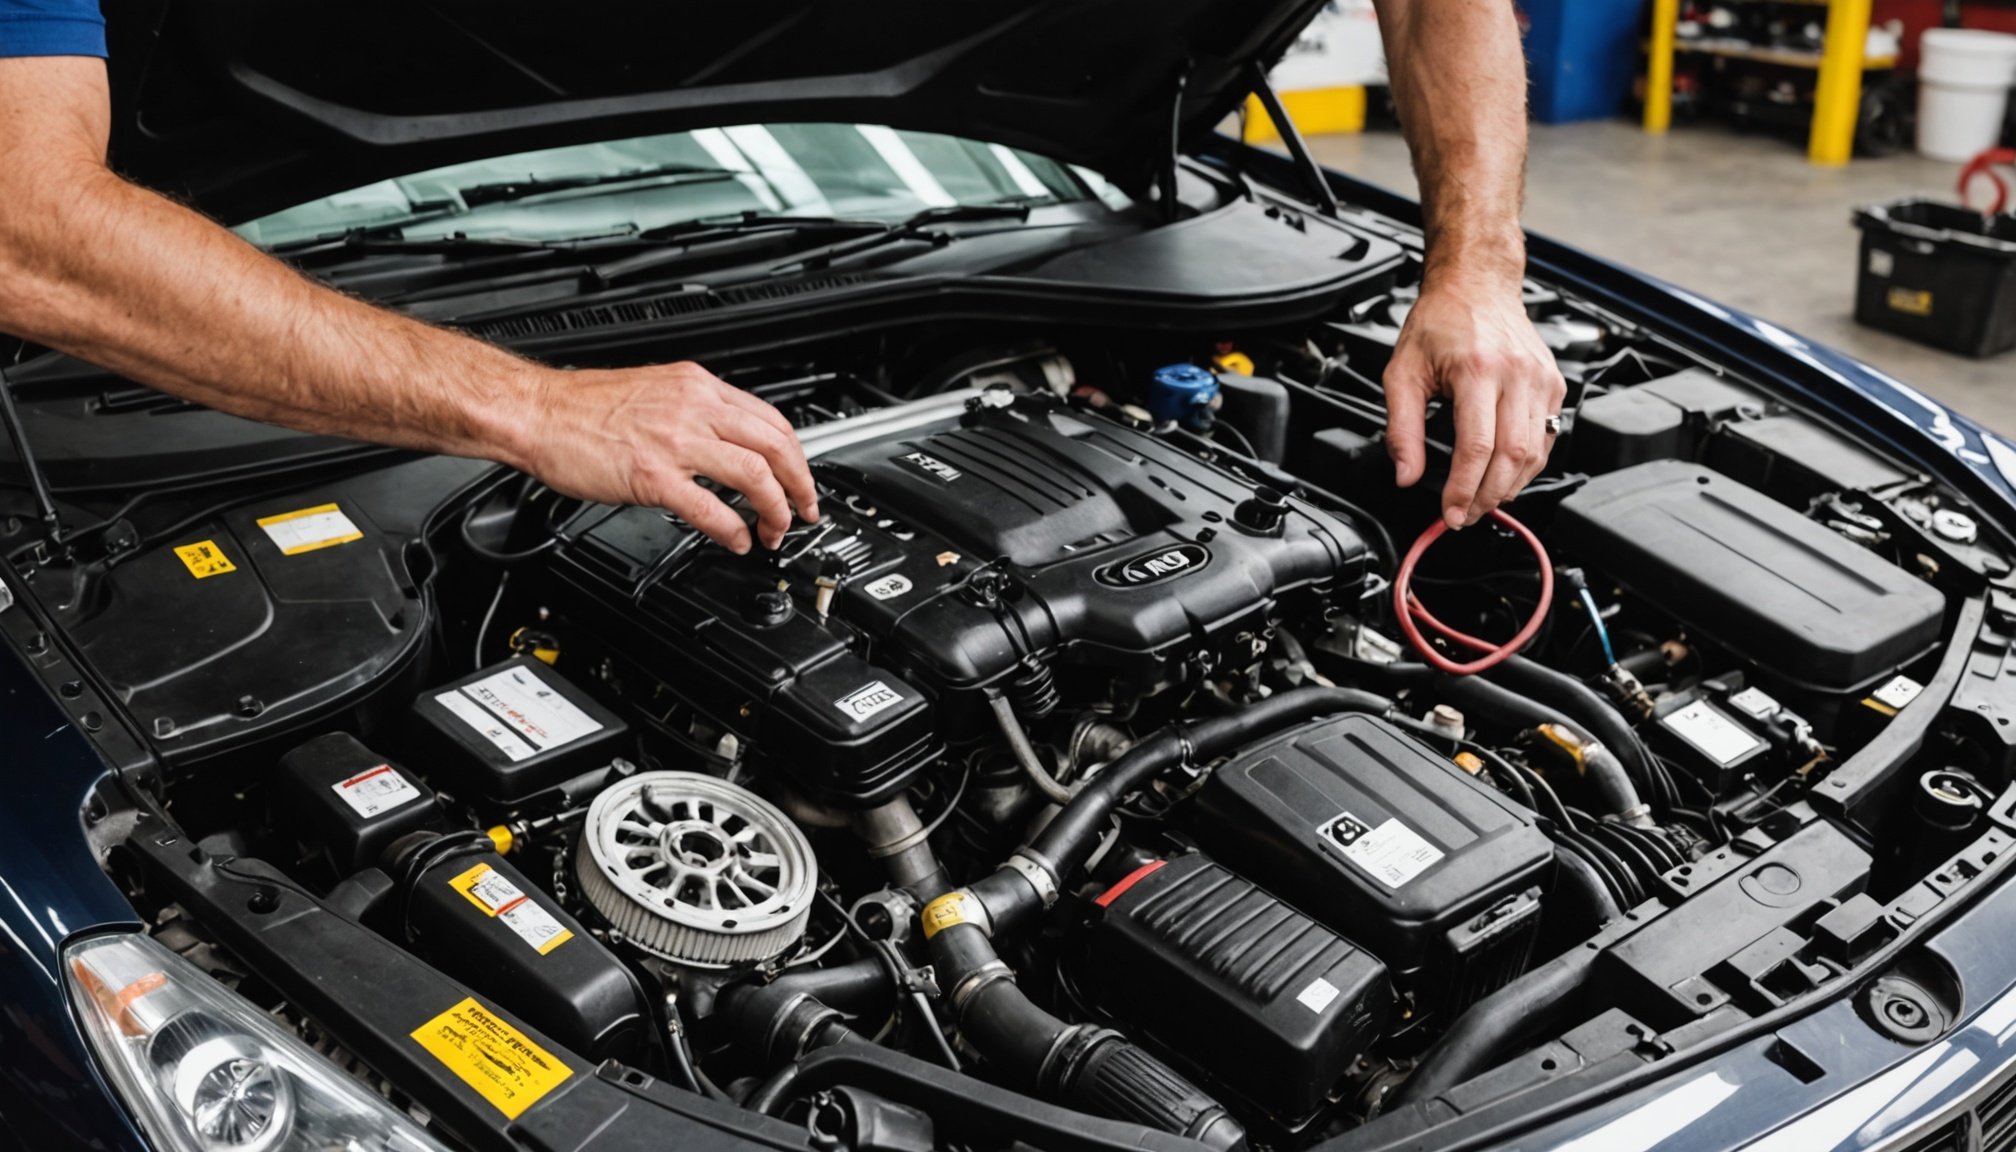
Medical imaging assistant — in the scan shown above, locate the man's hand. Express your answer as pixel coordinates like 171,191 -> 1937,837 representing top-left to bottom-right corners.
525,362 -> 821,555
1384,280 -> 1566,530
1368,0 -> 1559,527
0,57 -> 820,558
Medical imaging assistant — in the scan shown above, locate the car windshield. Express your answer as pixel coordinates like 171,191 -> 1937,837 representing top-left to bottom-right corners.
233,123 -> 1125,248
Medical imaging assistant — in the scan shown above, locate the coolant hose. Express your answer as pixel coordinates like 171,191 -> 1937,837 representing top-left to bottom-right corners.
1486,655 -> 1661,797
924,915 -> 1245,1150
1395,934 -> 1601,1105
1376,665 -> 1650,828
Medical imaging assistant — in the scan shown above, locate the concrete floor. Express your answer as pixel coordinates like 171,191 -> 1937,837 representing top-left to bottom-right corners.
1303,121 -> 2016,434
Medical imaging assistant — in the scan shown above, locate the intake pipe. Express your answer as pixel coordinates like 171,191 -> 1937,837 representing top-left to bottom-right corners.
922,906 -> 1246,1150
714,957 -> 888,1071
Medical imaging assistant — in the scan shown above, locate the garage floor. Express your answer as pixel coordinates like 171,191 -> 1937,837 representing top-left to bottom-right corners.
1304,121 -> 2016,436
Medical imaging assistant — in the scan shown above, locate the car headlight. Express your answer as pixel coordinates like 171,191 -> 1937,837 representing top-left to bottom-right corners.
66,933 -> 449,1152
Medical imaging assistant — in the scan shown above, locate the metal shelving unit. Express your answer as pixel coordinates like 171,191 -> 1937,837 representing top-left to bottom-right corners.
1644,0 -> 1878,164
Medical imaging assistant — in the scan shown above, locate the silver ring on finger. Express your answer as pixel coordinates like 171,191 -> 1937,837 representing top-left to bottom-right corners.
1543,414 -> 1563,437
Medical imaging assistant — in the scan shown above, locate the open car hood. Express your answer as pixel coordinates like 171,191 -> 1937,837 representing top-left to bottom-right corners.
104,0 -> 1326,223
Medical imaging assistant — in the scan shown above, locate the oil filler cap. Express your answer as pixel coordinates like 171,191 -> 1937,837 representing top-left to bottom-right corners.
1234,487 -> 1290,535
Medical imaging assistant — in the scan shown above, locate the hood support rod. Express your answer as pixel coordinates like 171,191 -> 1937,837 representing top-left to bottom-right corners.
0,367 -> 64,555
1160,62 -> 1190,223
1247,62 -> 1342,219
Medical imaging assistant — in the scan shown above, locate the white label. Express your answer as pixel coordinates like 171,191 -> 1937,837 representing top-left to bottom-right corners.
1872,675 -> 1924,711
836,681 -> 904,722
1726,687 -> 1782,722
1661,700 -> 1765,767
436,691 -> 535,762
1296,977 -> 1342,1014
1324,812 -> 1444,889
864,575 -> 913,601
257,504 -> 363,555
1869,249 -> 1894,278
450,863 -> 573,955
464,866 -> 525,913
330,764 -> 423,818
436,665 -> 603,762
499,901 -> 573,954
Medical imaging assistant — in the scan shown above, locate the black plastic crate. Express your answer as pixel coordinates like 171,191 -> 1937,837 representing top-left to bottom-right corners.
1853,199 -> 2016,358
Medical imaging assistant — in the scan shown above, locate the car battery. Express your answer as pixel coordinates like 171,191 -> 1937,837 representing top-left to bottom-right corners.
273,733 -> 442,873
411,656 -> 630,805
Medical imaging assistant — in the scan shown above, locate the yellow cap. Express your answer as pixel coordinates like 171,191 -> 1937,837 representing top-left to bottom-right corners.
1453,751 -> 1486,775
485,825 -> 515,855
1212,350 -> 1256,376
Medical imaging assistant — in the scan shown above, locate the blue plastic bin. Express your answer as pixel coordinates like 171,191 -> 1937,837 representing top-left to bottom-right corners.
1522,0 -> 1645,124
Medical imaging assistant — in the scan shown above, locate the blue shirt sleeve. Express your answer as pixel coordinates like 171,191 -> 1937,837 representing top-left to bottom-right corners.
0,0 -> 105,58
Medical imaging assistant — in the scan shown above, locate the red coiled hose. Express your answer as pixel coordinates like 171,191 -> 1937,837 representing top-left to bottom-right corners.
1392,509 -> 1554,675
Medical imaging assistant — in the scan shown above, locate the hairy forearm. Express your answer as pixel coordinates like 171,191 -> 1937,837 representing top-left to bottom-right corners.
0,153 -> 544,470
1371,0 -> 1530,293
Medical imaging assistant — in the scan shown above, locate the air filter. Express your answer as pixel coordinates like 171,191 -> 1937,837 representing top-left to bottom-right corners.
575,772 -> 816,966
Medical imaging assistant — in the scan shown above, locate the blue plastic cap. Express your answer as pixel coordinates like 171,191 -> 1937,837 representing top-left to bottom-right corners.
1148,363 -> 1220,428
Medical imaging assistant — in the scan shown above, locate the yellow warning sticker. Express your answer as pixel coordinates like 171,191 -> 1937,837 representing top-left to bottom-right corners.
920,891 -> 973,940
411,997 -> 572,1119
447,862 -> 573,955
1887,287 -> 1934,317
173,539 -> 237,579
255,503 -> 363,556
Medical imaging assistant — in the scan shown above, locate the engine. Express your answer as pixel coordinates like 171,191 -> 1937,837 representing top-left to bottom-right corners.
74,295 -> 2014,1152
539,389 -> 1369,808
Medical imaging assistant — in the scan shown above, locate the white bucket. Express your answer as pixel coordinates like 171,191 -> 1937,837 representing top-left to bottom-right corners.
1917,28 -> 2016,163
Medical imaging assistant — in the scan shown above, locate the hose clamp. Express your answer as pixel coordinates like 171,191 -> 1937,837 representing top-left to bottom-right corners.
949,960 -> 1015,1015
1002,851 -> 1061,908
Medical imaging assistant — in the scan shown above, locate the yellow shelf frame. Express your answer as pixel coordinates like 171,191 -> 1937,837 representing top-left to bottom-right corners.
1643,0 -> 1875,165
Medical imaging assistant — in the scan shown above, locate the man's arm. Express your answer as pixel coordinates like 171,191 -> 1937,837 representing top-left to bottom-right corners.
1369,0 -> 1566,530
0,57 -> 816,553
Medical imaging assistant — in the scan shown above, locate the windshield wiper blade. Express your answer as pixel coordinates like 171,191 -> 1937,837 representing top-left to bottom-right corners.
769,200 -> 1040,274
272,232 -> 580,258
636,211 -> 889,242
456,164 -> 741,208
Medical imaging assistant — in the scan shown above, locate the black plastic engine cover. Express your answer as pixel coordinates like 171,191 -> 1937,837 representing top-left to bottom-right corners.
1080,853 -> 1395,1123
548,396 -> 1366,806
1553,460 -> 1944,692
810,397 -> 1367,694
1191,714 -> 1550,1008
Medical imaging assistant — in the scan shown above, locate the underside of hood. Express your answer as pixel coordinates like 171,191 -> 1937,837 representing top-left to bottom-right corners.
104,0 -> 1328,223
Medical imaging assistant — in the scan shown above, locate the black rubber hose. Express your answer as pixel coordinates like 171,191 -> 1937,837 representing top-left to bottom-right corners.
1550,842 -> 1622,930
768,957 -> 892,1016
925,919 -> 1245,1149
1489,656 -> 1661,794
1405,671 -> 1646,824
715,957 -> 889,1069
1019,686 -> 1396,899
1397,934 -> 1602,1105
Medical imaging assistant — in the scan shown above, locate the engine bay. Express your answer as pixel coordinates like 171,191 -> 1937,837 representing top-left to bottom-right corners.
15,253 -> 2016,1152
